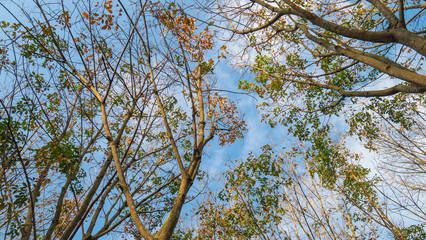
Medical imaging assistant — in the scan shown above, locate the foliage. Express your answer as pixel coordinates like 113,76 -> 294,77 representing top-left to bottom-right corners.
1,0 -> 426,239
194,145 -> 286,239
0,1 -> 244,239
190,0 -> 426,239
399,224 -> 426,240
185,143 -> 386,239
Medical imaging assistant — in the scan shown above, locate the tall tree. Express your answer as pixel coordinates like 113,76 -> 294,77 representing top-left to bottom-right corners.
192,0 -> 426,239
0,1 -> 244,239
192,144 -> 383,239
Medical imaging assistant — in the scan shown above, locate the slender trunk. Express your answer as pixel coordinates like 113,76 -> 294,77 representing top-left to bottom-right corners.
59,155 -> 114,240
22,163 -> 52,240
154,177 -> 192,240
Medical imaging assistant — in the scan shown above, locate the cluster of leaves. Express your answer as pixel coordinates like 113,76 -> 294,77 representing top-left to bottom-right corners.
193,145 -> 287,239
177,141 -> 384,239
398,224 -> 426,240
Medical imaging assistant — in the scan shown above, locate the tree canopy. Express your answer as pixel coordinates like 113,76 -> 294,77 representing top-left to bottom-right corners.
0,0 -> 425,239
191,0 -> 426,239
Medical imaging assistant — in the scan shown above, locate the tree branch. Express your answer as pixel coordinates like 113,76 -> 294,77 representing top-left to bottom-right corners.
397,0 -> 406,28
341,83 -> 426,97
365,0 -> 399,28
249,0 -> 426,56
298,25 -> 426,87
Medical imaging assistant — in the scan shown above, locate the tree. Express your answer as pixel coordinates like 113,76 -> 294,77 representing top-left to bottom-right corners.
189,0 -> 426,239
0,1 -> 244,239
191,144 -> 384,239
222,0 -> 426,94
